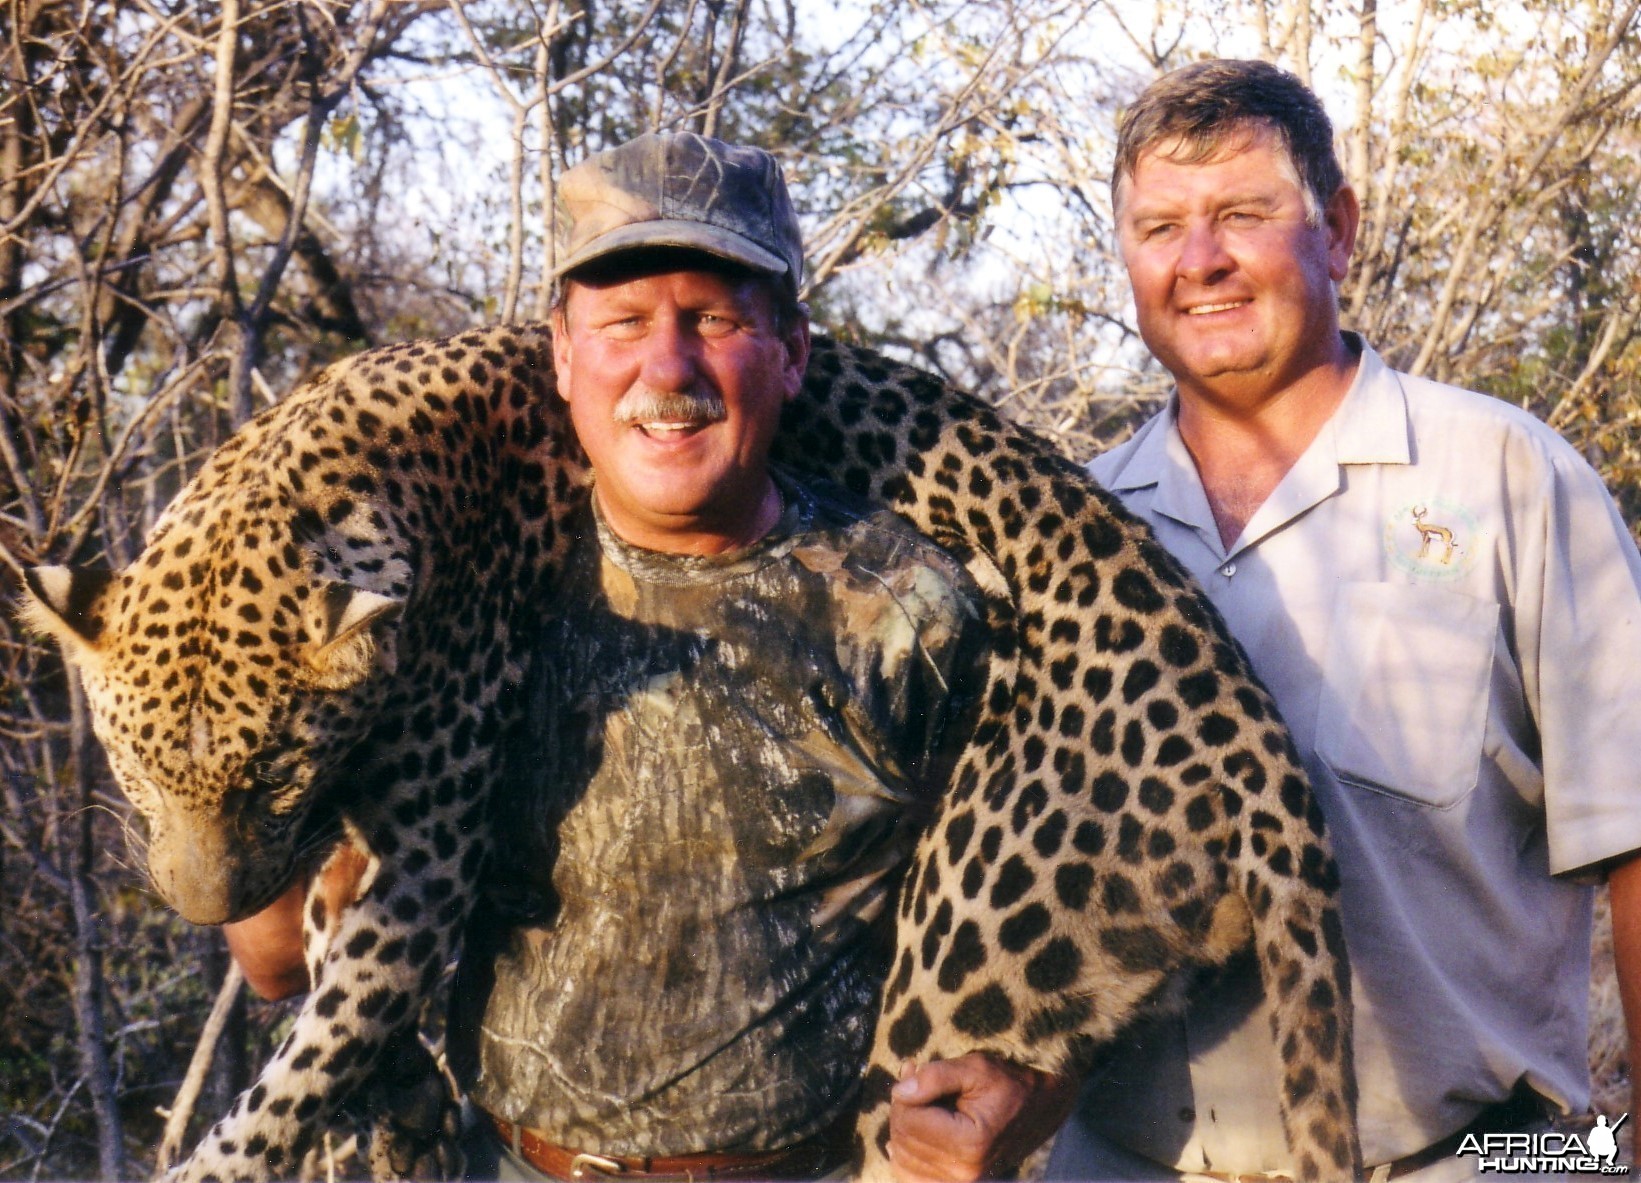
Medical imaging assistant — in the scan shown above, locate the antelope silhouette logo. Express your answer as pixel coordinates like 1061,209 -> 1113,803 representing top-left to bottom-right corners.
1411,505 -> 1458,565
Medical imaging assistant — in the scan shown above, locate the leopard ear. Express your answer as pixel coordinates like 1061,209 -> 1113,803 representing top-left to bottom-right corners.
303,582 -> 403,690
19,566 -> 117,653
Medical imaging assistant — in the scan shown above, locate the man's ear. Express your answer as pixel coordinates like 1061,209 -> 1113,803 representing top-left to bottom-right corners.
551,302 -> 573,403
779,315 -> 812,402
1324,184 -> 1361,282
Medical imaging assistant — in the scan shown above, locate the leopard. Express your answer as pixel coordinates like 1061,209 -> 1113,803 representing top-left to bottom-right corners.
22,322 -> 1360,1182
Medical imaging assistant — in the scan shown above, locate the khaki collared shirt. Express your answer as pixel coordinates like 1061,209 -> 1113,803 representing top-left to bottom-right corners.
1070,336 -> 1641,1172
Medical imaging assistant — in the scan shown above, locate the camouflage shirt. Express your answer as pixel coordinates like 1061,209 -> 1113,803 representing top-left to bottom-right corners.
461,471 -> 985,1155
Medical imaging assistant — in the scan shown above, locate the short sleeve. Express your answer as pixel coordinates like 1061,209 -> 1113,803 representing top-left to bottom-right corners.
1510,434 -> 1641,874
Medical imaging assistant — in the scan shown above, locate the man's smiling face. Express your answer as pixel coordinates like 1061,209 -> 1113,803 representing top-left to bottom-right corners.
1115,123 -> 1356,411
553,260 -> 809,555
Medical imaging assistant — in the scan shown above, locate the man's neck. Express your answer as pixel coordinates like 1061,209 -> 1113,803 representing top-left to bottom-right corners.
593,476 -> 785,557
1175,337 -> 1360,550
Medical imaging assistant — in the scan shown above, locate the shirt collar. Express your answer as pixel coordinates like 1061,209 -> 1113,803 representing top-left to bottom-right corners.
1330,334 -> 1412,465
1101,333 -> 1412,555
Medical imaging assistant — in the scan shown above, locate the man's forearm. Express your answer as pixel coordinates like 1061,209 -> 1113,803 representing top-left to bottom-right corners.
1608,855 -> 1641,1118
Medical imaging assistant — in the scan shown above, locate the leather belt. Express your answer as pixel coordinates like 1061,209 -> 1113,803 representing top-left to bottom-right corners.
1190,1086 -> 1549,1183
486,1111 -> 852,1181
1368,1087 -> 1549,1182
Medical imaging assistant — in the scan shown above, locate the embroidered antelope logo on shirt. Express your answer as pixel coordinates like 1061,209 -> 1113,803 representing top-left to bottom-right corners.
1411,505 -> 1458,565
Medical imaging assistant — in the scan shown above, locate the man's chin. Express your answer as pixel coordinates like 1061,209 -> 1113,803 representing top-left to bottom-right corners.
1166,350 -> 1267,386
596,485 -> 724,532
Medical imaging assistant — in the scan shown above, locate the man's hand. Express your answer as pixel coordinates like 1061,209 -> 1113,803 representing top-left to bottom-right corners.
887,1053 -> 1079,1182
221,843 -> 370,1001
222,879 -> 309,1000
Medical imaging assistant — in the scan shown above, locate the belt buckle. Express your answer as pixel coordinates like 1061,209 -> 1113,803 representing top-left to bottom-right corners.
569,1152 -> 627,1178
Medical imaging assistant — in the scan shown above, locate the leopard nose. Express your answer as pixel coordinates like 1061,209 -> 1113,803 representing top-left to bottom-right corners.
147,816 -> 252,925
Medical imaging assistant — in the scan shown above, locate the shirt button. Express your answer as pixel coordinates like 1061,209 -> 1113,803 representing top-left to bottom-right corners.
1220,562 -> 1237,577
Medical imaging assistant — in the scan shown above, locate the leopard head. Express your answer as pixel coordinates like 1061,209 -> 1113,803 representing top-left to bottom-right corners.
21,529 -> 403,924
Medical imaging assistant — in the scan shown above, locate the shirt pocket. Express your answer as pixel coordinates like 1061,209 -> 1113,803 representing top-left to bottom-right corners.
1314,582 -> 1499,809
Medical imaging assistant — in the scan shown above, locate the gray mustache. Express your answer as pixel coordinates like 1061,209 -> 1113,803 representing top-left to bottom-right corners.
613,389 -> 727,426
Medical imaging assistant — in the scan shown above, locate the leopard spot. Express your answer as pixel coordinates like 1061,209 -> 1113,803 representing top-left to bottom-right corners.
1091,771 -> 1128,812
1032,810 -> 1068,858
887,999 -> 933,1057
1054,861 -> 1094,910
1024,937 -> 1082,992
1112,569 -> 1165,613
998,902 -> 1051,952
1121,660 -> 1160,704
1071,819 -> 1106,856
1100,925 -> 1174,972
1199,712 -> 1240,747
951,983 -> 1016,1038
938,920 -> 989,992
1101,872 -> 1140,914
989,855 -> 1036,909
1159,625 -> 1200,667
1138,778 -> 1175,815
945,811 -> 976,864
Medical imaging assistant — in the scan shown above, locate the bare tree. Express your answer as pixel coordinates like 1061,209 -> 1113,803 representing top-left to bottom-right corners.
4,0 -> 1638,1176
2,3 -> 446,1175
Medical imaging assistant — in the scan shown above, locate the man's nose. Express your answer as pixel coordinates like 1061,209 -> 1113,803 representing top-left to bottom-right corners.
636,319 -> 700,391
1177,221 -> 1233,284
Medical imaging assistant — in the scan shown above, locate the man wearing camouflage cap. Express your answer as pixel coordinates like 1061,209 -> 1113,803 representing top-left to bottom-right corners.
459,130 -> 1082,1183
228,131 -> 1076,1181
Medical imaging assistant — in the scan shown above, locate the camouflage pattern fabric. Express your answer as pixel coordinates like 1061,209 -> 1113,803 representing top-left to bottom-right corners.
551,131 -> 805,296
457,472 -> 984,1155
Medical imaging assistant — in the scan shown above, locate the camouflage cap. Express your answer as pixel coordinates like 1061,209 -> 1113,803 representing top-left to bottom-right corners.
552,132 -> 804,296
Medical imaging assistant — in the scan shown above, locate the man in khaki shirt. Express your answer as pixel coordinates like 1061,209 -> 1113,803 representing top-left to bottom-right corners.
1050,59 -> 1641,1182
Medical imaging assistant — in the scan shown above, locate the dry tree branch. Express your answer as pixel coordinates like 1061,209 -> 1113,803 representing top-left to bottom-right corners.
202,0 -> 244,321
651,0 -> 706,127
446,0 -> 670,321
698,0 -> 751,140
441,0 -> 573,323
52,354 -> 220,562
156,960 -> 248,1177
1550,295 -> 1641,431
804,40 -> 1013,288
1345,0 -> 1430,322
1408,0 -> 1641,376
65,672 -> 127,1181
0,6 -> 184,239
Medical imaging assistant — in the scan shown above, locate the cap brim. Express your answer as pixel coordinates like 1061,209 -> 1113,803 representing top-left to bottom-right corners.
551,219 -> 790,281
